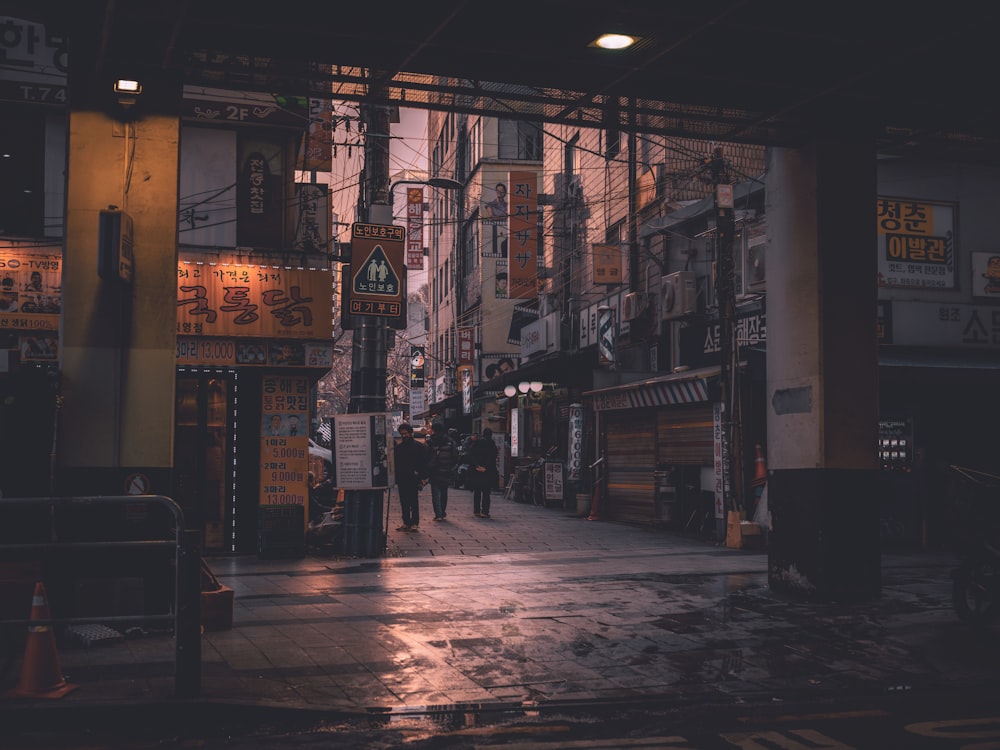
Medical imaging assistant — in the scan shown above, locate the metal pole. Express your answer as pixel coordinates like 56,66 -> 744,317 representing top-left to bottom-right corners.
709,148 -> 742,514
343,102 -> 391,557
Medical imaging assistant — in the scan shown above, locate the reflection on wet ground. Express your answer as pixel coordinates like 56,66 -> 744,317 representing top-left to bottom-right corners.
4,489 -> 996,734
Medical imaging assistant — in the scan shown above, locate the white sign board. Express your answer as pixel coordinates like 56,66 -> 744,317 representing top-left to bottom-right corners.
329,413 -> 389,489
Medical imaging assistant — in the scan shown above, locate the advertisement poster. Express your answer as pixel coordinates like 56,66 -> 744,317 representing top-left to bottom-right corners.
329,413 -> 389,489
876,197 -> 956,290
259,374 -> 310,506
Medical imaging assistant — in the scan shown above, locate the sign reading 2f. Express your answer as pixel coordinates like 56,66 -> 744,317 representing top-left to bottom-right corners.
350,223 -> 406,322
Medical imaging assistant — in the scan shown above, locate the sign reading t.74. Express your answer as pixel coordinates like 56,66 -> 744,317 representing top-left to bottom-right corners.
350,223 -> 406,321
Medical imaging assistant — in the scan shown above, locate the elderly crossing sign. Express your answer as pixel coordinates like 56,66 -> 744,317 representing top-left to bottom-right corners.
349,222 -> 406,322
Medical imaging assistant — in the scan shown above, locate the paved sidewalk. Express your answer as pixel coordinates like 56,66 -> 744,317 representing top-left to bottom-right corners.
2,486 -> 996,728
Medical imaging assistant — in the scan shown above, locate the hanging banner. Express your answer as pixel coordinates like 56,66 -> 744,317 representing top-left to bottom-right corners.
260,374 -> 310,506
409,346 -> 425,387
406,187 -> 424,269
508,171 -> 538,299
177,263 -> 333,339
457,327 -> 475,365
567,403 -> 583,481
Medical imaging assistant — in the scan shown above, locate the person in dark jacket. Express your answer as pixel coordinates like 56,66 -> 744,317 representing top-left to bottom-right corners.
425,421 -> 458,521
393,422 -> 428,531
469,427 -> 499,518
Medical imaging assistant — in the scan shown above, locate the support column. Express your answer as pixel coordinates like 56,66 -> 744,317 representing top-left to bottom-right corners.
59,69 -> 181,495
765,139 -> 880,601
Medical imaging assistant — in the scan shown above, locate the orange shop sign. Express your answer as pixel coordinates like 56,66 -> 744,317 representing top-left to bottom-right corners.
176,262 -> 333,339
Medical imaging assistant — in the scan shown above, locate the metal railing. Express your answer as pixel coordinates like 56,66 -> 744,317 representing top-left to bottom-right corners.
0,494 -> 201,698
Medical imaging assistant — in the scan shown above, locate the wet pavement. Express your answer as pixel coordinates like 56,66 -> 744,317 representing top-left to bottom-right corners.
1,487 -> 998,731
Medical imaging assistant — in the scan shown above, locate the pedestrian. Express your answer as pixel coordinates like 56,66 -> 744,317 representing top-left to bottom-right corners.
425,420 -> 459,521
393,422 -> 428,531
469,426 -> 499,518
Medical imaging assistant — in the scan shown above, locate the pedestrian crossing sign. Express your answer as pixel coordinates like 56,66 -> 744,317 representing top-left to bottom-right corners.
349,222 -> 406,322
353,244 -> 400,297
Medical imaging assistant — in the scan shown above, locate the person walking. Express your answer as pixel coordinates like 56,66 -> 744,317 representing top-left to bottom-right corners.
425,421 -> 459,521
469,427 -> 499,518
393,423 -> 428,531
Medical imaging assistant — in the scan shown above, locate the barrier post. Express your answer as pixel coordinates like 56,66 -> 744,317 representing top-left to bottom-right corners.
174,528 -> 202,698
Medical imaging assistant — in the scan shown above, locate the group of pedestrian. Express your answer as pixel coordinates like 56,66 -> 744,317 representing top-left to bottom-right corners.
393,421 -> 499,531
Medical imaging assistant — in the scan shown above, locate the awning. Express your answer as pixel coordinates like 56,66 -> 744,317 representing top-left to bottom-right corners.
878,347 -> 1000,369
639,178 -> 764,239
583,366 -> 720,412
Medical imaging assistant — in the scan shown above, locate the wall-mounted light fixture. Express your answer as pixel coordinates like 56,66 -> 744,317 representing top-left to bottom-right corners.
503,385 -> 518,398
113,78 -> 142,108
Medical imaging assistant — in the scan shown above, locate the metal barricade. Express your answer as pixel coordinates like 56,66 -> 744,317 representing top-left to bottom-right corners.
0,495 -> 201,698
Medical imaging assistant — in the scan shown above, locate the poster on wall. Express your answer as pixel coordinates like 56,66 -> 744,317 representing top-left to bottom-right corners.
329,413 -> 389,489
0,251 -> 62,362
876,197 -> 956,290
259,374 -> 310,506
971,252 -> 1000,298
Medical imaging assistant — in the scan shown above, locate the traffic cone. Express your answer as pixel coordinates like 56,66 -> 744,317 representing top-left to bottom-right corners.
6,582 -> 77,699
751,443 -> 768,488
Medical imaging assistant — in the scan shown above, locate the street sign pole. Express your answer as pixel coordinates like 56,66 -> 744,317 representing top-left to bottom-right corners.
343,102 -> 392,557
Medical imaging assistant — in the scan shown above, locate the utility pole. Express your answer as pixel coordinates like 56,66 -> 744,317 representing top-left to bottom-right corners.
709,147 -> 743,516
342,101 -> 392,557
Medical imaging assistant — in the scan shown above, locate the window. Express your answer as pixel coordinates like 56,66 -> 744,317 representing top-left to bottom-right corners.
498,119 -> 543,161
0,109 -> 57,238
564,133 -> 580,177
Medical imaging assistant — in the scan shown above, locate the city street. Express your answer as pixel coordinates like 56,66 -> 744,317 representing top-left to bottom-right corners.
3,488 -> 999,747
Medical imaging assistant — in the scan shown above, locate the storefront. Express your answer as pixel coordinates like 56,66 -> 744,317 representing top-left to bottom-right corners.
585,368 -> 719,525
174,259 -> 334,554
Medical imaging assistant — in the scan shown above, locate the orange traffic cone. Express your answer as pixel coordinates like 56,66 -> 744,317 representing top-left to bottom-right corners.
6,582 -> 77,699
751,443 -> 768,488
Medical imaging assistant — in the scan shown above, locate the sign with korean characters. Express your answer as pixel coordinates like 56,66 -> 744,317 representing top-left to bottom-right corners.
876,197 -> 956,290
259,375 -> 310,506
176,262 -> 333,339
508,171 -> 538,299
349,222 -> 405,322
592,244 -> 622,285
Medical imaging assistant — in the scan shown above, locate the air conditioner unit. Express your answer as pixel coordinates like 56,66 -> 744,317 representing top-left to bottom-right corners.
622,291 -> 649,321
744,233 -> 766,292
660,271 -> 697,320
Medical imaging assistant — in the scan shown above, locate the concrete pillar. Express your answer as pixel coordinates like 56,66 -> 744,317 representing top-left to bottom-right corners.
765,139 -> 881,601
59,73 -> 180,495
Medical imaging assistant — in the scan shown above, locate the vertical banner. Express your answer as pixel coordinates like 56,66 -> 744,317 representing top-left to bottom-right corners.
510,407 -> 520,458
406,187 -> 424,269
712,402 -> 730,519
598,305 -> 615,367
410,346 -> 426,417
260,374 -> 310,506
508,171 -> 538,299
567,403 -> 583,481
457,327 -> 475,365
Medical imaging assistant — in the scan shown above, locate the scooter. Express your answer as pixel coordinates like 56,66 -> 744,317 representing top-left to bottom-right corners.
952,538 -> 1000,625
948,465 -> 1000,625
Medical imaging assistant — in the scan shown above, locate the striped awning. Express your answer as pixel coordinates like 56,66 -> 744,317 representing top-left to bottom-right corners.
584,367 -> 719,412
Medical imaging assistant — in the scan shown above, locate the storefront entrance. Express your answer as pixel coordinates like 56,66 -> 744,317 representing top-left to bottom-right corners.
174,371 -> 236,553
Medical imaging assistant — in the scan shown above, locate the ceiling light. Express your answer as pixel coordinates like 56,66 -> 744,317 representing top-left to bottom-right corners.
593,33 -> 635,50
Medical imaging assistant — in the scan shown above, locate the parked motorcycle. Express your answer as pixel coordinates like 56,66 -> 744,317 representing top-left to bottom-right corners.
948,465 -> 1000,625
